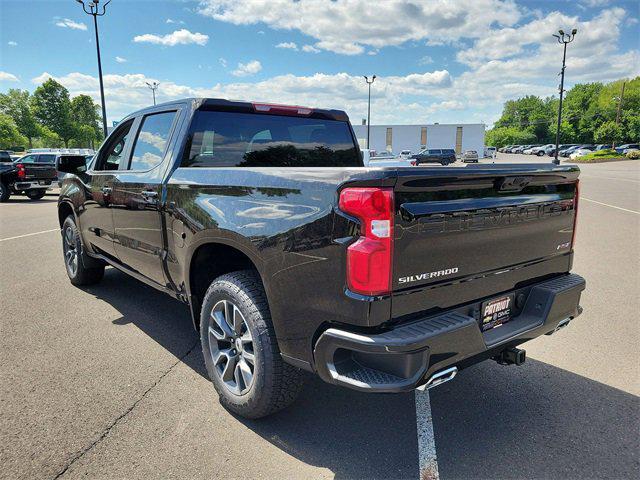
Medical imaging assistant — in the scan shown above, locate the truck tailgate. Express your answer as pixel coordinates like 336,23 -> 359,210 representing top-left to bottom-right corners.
392,164 -> 579,317
22,162 -> 58,180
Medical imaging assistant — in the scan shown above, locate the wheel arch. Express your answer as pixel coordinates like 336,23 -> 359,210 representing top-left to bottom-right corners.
58,200 -> 75,227
186,240 -> 268,330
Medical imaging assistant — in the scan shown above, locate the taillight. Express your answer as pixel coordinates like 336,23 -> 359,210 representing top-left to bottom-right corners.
571,180 -> 579,248
410,160 -> 417,166
16,163 -> 25,179
339,187 -> 394,296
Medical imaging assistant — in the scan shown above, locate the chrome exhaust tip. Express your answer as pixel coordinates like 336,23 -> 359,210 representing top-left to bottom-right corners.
416,366 -> 458,391
546,317 -> 572,335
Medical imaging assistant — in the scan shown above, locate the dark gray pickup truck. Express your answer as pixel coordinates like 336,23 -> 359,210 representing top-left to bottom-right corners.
0,154 -> 58,202
57,98 -> 585,418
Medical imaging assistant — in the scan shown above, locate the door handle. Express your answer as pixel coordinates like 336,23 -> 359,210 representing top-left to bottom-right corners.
141,190 -> 158,199
101,186 -> 112,195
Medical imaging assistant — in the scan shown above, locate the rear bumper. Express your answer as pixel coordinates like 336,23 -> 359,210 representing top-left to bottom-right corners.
14,181 -> 52,191
313,273 -> 585,393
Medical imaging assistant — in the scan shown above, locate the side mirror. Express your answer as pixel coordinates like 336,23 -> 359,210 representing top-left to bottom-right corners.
57,155 -> 88,174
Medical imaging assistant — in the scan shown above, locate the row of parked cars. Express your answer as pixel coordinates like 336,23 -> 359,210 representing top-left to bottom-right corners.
0,148 -> 94,202
499,143 -> 640,158
366,147 -> 489,166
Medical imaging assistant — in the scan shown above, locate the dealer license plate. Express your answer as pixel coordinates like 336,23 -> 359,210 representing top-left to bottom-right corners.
480,294 -> 515,332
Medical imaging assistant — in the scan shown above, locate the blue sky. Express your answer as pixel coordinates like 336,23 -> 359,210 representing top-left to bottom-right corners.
1,0 -> 638,127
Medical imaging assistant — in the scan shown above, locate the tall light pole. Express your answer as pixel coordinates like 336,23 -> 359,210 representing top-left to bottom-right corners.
146,81 -> 159,106
363,75 -> 376,149
552,28 -> 577,165
77,0 -> 111,138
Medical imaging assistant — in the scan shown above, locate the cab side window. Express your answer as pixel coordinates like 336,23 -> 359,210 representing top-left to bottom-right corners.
95,121 -> 133,171
127,111 -> 176,171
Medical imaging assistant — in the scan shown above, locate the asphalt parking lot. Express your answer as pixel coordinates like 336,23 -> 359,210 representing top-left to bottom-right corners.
1,155 -> 639,480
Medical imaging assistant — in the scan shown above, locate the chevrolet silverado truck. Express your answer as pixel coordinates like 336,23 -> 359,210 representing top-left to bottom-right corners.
57,98 -> 585,418
0,154 -> 58,202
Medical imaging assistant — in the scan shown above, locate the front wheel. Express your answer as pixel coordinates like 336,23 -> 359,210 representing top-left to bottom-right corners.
200,270 -> 305,419
25,189 -> 46,200
0,181 -> 10,202
62,215 -> 104,286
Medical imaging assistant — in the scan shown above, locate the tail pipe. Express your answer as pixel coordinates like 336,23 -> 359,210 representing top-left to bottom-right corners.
416,366 -> 458,391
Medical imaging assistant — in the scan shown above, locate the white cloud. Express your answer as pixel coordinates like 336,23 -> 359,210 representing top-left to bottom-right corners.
165,18 -> 185,24
302,45 -> 320,53
276,42 -> 298,50
8,41 -> 18,47
367,49 -> 379,56
231,60 -> 262,77
0,71 -> 19,82
133,29 -> 209,46
29,69 -> 454,125
115,56 -> 127,63
419,55 -> 433,65
55,18 -> 87,31
219,57 -> 228,68
197,0 -> 522,55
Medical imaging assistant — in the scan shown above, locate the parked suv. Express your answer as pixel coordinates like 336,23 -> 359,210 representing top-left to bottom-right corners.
411,148 -> 456,165
57,98 -> 585,419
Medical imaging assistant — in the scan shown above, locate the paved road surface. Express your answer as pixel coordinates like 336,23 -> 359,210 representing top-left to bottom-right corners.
1,157 -> 638,479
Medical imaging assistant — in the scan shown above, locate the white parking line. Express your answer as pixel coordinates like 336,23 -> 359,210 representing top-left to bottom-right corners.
581,197 -> 640,215
415,390 -> 439,480
0,228 -> 59,242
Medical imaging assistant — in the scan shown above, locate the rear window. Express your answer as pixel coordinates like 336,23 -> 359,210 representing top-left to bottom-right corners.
443,149 -> 456,154
182,111 -> 360,168
427,149 -> 441,154
0,151 -> 10,161
38,154 -> 56,164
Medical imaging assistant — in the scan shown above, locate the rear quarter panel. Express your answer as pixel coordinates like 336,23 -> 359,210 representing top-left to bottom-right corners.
165,167 -> 394,364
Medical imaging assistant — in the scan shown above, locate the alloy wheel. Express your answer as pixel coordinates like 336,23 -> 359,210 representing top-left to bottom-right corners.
63,226 -> 78,276
208,299 -> 255,395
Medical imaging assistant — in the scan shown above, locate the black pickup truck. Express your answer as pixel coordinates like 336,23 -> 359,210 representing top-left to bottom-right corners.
0,154 -> 58,202
57,98 -> 585,418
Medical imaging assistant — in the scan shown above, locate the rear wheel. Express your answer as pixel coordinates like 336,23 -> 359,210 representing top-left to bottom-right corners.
200,270 -> 305,418
25,189 -> 46,200
537,151 -> 545,156
0,181 -> 10,202
62,215 -> 104,286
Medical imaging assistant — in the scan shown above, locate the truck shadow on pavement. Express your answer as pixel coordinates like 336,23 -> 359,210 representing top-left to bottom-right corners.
92,269 -> 638,480
430,360 -> 640,479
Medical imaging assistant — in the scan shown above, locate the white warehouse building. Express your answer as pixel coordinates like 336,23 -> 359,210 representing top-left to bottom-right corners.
352,123 -> 486,156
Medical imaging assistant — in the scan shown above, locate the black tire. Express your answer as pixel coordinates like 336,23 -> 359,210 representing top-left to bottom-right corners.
61,215 -> 104,286
200,270 -> 305,419
537,151 -> 545,156
25,189 -> 46,200
0,181 -> 10,202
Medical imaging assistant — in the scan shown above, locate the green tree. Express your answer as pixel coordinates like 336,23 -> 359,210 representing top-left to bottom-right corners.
0,89 -> 40,148
485,126 -> 536,148
623,112 -> 640,142
0,114 -> 28,150
70,94 -> 102,148
35,125 -> 64,149
594,121 -> 623,145
31,79 -> 75,147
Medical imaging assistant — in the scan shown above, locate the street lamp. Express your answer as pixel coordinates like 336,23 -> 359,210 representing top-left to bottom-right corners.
552,28 -> 577,165
363,75 -> 376,149
76,0 -> 111,138
146,81 -> 159,106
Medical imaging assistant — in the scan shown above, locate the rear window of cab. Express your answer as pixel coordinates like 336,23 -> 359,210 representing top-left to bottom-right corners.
182,111 -> 361,168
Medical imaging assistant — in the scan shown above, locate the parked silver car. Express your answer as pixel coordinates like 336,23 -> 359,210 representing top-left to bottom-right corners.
462,150 -> 479,162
